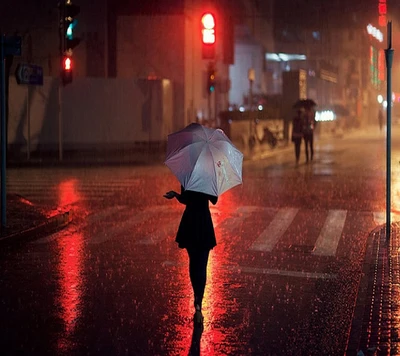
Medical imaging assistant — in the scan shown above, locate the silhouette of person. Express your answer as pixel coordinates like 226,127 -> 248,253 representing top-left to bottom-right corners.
291,109 -> 304,165
378,108 -> 384,132
303,107 -> 316,162
164,186 -> 218,324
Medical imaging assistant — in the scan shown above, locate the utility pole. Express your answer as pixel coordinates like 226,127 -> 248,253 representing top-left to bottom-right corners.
385,21 -> 394,240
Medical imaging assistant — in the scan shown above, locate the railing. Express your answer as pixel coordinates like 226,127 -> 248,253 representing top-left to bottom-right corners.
219,109 -> 285,156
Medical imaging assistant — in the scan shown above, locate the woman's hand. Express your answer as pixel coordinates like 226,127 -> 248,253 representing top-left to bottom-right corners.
163,191 -> 177,199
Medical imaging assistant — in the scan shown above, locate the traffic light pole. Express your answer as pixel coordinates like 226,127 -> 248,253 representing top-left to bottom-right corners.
1,35 -> 6,227
58,81 -> 63,162
208,92 -> 211,123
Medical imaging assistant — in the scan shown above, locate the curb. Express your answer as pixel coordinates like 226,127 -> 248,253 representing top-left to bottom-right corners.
345,226 -> 379,355
346,223 -> 399,355
0,210 -> 73,245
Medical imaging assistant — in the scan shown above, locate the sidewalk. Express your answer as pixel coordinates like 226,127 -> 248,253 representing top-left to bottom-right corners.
0,194 -> 71,244
6,147 -> 167,167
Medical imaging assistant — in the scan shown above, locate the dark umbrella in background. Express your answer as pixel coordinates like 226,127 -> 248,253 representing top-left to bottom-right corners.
292,99 -> 317,109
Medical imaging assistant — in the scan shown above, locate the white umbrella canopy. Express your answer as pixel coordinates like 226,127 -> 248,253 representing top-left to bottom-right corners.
165,123 -> 243,197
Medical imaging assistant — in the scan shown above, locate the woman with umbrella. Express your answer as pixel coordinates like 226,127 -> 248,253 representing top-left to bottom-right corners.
164,123 -> 243,324
164,187 -> 217,324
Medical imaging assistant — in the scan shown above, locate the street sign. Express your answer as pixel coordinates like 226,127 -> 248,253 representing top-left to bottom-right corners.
3,36 -> 21,56
15,63 -> 43,85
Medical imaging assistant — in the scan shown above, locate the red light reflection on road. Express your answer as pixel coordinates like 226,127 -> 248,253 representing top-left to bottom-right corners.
56,231 -> 84,353
58,179 -> 80,206
201,189 -> 238,354
56,179 -> 86,352
163,188 -> 241,354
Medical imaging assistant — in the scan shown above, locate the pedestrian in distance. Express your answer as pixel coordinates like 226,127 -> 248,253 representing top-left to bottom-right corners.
291,109 -> 304,165
378,108 -> 384,132
303,107 -> 316,163
164,186 -> 218,324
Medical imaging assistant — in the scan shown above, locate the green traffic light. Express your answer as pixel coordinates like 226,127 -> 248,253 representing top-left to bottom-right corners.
66,24 -> 73,39
66,19 -> 77,40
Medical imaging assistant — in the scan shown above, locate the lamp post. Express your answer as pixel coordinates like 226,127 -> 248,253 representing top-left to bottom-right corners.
385,21 -> 394,240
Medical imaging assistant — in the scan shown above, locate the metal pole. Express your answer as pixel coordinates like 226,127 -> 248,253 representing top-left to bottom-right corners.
58,80 -> 63,161
214,82 -> 217,124
1,34 -> 6,227
208,92 -> 211,122
104,0 -> 108,78
27,86 -> 30,160
385,21 -> 394,240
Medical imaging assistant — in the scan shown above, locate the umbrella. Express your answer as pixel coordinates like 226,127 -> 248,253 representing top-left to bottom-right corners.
165,123 -> 243,197
293,99 -> 317,109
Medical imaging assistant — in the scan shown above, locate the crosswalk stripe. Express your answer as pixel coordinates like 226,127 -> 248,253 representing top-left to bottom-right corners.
235,266 -> 337,280
136,220 -> 179,245
373,212 -> 400,226
32,205 -> 130,244
162,261 -> 337,279
90,213 -> 156,245
249,208 -> 299,252
374,212 -> 385,225
89,206 -> 179,245
29,201 -> 386,256
312,209 -> 347,256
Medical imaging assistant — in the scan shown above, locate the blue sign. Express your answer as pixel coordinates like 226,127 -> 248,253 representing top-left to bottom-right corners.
15,63 -> 43,86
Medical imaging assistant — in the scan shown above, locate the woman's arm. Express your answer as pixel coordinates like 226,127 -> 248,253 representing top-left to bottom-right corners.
163,186 -> 188,205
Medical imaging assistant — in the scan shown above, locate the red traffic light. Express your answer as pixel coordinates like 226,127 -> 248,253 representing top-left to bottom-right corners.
63,56 -> 72,71
61,56 -> 73,85
201,13 -> 215,44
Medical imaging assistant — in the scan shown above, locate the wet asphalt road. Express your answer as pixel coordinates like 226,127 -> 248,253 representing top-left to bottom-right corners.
0,127 -> 397,355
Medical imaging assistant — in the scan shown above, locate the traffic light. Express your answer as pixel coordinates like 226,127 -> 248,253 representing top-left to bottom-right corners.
61,55 -> 73,85
201,13 -> 216,59
59,0 -> 80,85
59,0 -> 80,54
63,0 -> 81,53
207,65 -> 216,93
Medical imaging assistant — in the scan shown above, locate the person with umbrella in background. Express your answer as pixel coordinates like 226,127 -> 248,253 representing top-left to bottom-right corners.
291,108 -> 304,165
164,123 -> 243,324
292,99 -> 317,163
303,107 -> 316,162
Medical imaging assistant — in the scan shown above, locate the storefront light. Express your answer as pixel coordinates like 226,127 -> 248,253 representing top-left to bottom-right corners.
315,110 -> 336,122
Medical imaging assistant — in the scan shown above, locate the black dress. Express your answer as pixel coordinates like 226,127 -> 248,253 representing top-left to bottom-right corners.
175,187 -> 218,251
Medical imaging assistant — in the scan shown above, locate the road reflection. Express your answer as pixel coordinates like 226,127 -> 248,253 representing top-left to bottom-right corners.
56,179 -> 86,353
201,189 -> 241,355
58,179 -> 81,205
165,189 -> 241,355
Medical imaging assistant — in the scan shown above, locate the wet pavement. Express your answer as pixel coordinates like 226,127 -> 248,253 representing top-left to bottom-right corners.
0,126 -> 399,355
